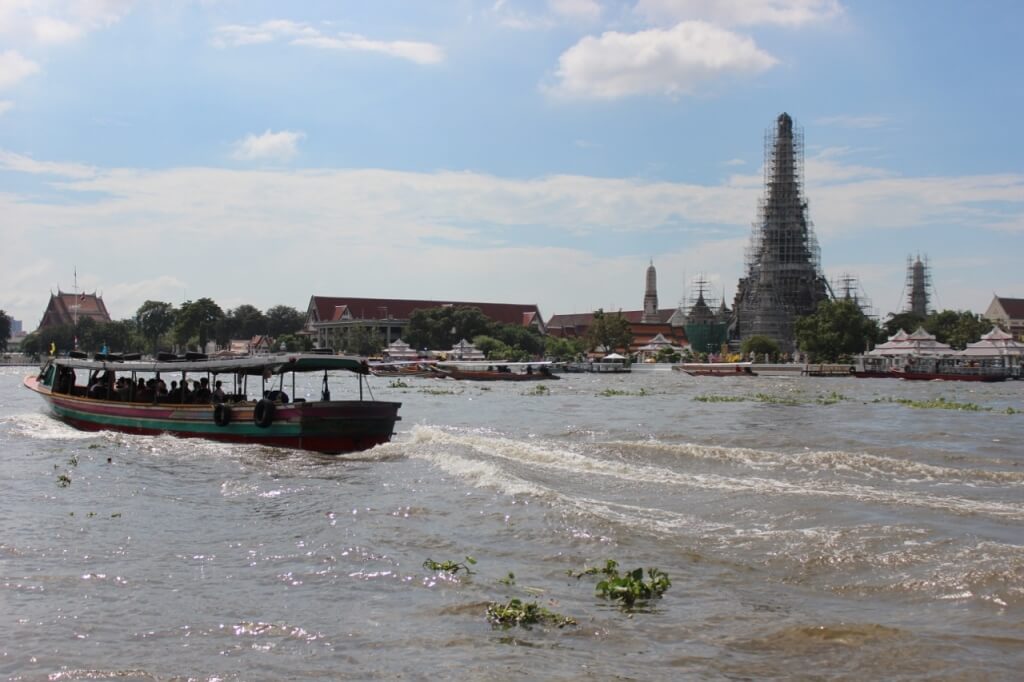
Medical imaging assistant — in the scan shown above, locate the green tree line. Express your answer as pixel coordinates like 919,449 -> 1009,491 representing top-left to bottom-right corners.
19,299 -> 308,357
794,299 -> 995,363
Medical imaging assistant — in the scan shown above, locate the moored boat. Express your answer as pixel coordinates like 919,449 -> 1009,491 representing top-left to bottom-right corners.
674,362 -> 757,377
434,362 -> 560,381
24,353 -> 401,454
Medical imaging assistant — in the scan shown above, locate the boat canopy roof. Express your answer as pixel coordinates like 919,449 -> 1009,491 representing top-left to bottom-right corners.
47,353 -> 369,376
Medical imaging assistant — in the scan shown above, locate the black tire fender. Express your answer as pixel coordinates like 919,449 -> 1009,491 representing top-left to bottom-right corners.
213,403 -> 232,427
253,398 -> 275,428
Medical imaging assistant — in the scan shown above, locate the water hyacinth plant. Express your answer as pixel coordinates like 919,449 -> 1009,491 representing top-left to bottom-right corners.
571,559 -> 671,608
423,556 -> 477,575
486,598 -> 576,629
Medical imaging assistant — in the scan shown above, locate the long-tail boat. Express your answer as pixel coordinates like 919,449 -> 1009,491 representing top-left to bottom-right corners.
433,361 -> 560,381
24,353 -> 401,454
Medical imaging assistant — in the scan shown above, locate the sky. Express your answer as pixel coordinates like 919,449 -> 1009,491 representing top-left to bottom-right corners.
1,0 -> 1022,329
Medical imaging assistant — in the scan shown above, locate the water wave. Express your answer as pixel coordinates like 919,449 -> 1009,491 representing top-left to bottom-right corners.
405,425 -> 1024,522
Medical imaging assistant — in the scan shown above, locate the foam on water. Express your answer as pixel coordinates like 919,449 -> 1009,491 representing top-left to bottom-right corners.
614,439 -> 1024,485
405,425 -> 1024,522
3,413 -> 103,440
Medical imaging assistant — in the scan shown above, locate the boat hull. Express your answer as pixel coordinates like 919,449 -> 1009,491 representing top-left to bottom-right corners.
437,368 -> 560,381
24,376 -> 401,454
892,370 -> 1007,382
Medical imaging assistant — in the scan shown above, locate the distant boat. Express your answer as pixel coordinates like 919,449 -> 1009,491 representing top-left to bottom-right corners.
674,362 -> 757,377
24,354 -> 401,454
434,361 -> 560,381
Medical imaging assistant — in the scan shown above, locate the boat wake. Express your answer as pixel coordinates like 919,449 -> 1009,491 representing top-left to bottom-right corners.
403,425 -> 1024,522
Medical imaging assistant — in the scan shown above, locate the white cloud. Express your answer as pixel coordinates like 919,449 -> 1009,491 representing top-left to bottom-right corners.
548,21 -> 777,99
635,0 -> 843,27
0,149 -> 96,178
550,0 -> 602,21
492,0 -> 600,30
0,100 -> 12,115
722,158 -> 746,166
32,16 -> 83,43
0,50 -> 40,90
211,20 -> 444,65
0,149 -> 1021,323
293,34 -> 444,65
0,0 -> 132,45
815,114 -> 890,129
231,130 -> 306,162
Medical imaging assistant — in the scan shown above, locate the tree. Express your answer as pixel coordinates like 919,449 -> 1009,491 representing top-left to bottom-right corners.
883,311 -> 926,338
220,304 -> 266,343
655,346 -> 681,363
924,310 -> 989,350
266,305 -> 306,337
276,333 -> 312,352
341,325 -> 383,356
0,310 -> 11,353
136,300 -> 176,355
406,306 -> 492,350
174,298 -> 224,350
491,323 -> 545,357
794,299 -> 881,362
585,309 -> 633,354
545,336 -> 584,361
741,335 -> 781,361
99,320 -> 137,353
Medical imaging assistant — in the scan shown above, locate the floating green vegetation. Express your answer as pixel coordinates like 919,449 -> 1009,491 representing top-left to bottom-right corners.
423,556 -> 477,575
571,559 -> 671,608
874,396 -> 991,412
57,474 -> 71,487
752,392 -> 802,406
419,388 -> 457,396
486,598 -> 576,629
694,393 -> 803,405
498,572 -> 516,586
1006,407 -> 1020,415
693,395 -> 747,403
523,384 -> 549,396
388,379 -> 410,388
67,455 -> 79,467
599,388 -> 648,397
816,391 -> 847,405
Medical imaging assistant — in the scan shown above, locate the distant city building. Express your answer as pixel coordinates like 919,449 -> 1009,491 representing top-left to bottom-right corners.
984,296 -> 1024,340
38,291 -> 112,330
546,261 -> 688,355
732,113 -> 830,354
305,296 -> 544,350
10,319 -> 22,335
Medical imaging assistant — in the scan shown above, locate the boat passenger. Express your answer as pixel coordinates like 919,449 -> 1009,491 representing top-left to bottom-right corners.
212,381 -> 226,403
194,377 -> 212,403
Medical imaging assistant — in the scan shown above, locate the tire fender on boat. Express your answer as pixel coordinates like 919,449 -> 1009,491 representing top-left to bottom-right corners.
213,403 -> 232,427
253,398 -> 275,428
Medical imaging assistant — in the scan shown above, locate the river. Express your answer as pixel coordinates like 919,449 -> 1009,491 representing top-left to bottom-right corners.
1,365 -> 1021,680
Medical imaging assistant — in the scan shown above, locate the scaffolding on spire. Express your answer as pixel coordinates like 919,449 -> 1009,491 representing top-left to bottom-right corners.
732,113 -> 830,353
901,254 -> 932,317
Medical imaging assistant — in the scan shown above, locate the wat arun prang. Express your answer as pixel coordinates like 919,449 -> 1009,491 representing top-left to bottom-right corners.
732,113 -> 830,354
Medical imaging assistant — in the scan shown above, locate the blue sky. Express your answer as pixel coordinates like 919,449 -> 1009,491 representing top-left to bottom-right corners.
2,0 -> 1022,328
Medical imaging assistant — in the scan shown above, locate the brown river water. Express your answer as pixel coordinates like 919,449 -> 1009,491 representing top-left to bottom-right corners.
1,366 -> 1022,680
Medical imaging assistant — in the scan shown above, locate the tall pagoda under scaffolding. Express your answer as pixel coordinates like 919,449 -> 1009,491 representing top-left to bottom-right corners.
732,113 -> 830,354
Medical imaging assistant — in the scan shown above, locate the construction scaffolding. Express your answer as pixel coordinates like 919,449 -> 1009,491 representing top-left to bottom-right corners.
732,113 -> 830,353
902,254 -> 932,317
833,273 -> 876,318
